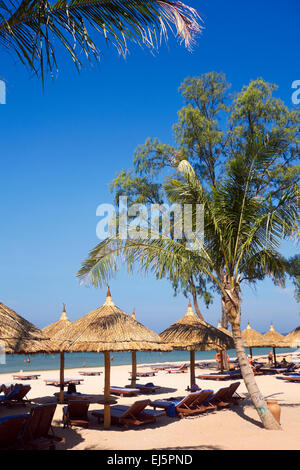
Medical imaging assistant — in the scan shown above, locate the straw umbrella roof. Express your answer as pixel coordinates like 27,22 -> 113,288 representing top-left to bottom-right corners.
284,326 -> 300,348
42,303 -> 72,339
160,302 -> 234,351
262,323 -> 289,348
242,322 -> 265,347
55,288 -> 171,352
0,302 -> 60,354
217,320 -> 233,337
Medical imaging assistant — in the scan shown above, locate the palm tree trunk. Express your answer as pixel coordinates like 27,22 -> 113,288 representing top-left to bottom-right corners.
190,277 -> 204,321
221,295 -> 228,329
224,281 -> 281,430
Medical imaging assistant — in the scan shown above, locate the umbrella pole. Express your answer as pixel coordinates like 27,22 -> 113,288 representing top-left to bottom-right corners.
104,351 -> 111,429
220,350 -> 224,374
59,352 -> 64,404
131,351 -> 137,388
250,347 -> 253,359
190,350 -> 195,388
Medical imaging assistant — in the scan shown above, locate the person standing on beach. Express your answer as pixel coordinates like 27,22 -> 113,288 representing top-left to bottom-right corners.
268,350 -> 273,366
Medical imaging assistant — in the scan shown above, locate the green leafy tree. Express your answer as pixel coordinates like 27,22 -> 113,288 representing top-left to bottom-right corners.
77,133 -> 299,430
109,149 -> 212,320
286,255 -> 300,303
108,73 -> 300,325
0,0 -> 202,80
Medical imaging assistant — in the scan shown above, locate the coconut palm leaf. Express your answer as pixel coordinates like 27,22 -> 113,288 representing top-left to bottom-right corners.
0,0 -> 202,78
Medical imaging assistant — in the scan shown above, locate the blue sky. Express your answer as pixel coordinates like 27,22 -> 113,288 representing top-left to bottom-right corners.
0,0 -> 299,335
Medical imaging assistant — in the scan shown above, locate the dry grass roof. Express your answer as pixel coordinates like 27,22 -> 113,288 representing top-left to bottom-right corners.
217,320 -> 233,337
0,302 -> 60,354
160,302 -> 234,351
55,289 -> 172,353
242,322 -> 265,348
285,326 -> 300,348
42,304 -> 72,339
262,323 -> 289,348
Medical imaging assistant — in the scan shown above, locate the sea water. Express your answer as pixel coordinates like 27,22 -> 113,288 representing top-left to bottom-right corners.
0,347 -> 295,374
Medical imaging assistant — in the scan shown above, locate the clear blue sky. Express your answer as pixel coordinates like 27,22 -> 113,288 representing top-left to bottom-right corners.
0,0 -> 299,335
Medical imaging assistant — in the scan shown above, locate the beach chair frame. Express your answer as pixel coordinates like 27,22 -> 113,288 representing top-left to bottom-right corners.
63,400 -> 90,428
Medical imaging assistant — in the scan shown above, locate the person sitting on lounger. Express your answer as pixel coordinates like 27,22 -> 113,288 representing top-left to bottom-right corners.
280,357 -> 288,367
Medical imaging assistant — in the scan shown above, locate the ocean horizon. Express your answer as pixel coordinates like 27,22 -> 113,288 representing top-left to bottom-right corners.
0,347 -> 296,374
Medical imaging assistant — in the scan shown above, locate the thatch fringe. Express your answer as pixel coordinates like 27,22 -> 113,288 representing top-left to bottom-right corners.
160,303 -> 234,351
0,302 -> 61,354
55,291 -> 171,353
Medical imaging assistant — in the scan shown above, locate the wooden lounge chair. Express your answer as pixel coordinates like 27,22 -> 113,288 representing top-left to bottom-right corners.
0,384 -> 31,406
92,399 -> 166,428
150,390 -> 215,418
0,414 -> 28,449
78,371 -> 102,376
196,371 -> 242,381
129,371 -> 156,377
165,364 -> 188,374
110,386 -> 140,397
63,400 -> 90,428
150,364 -> 174,371
12,374 -> 40,380
282,374 -> 300,383
20,402 -> 65,450
203,383 -> 243,408
202,386 -> 231,408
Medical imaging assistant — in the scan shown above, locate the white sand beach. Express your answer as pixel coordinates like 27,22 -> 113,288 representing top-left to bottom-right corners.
1,357 -> 300,451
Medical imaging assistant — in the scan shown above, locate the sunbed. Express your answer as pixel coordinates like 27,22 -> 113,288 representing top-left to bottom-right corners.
129,371 -> 156,377
0,414 -> 28,449
259,367 -> 292,375
165,364 -> 188,374
12,374 -> 40,380
110,386 -> 140,397
149,390 -> 215,418
203,382 -> 243,408
92,399 -> 166,428
196,371 -> 242,381
63,400 -> 90,428
78,371 -> 102,376
150,364 -> 175,371
20,402 -> 65,450
0,384 -> 31,406
282,374 -> 300,383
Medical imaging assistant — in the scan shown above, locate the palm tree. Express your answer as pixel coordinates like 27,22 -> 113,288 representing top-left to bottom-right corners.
77,135 -> 299,430
0,0 -> 202,79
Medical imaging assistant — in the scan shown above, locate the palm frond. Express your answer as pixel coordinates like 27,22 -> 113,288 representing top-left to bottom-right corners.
77,230 -> 225,295
0,0 -> 202,78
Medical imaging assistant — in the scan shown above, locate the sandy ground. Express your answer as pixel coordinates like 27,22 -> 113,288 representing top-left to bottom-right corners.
1,356 -> 300,451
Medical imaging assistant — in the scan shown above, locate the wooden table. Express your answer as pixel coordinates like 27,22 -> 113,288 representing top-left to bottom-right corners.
44,378 -> 84,387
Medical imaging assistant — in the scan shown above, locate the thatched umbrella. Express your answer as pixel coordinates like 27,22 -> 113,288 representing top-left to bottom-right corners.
0,302 -> 60,355
284,326 -> 300,349
242,322 -> 265,358
42,303 -> 72,403
55,288 -> 171,428
160,302 -> 234,388
217,320 -> 233,337
262,323 -> 288,365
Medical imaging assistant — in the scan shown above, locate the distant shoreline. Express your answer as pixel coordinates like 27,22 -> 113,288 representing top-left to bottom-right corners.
0,348 -> 296,374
